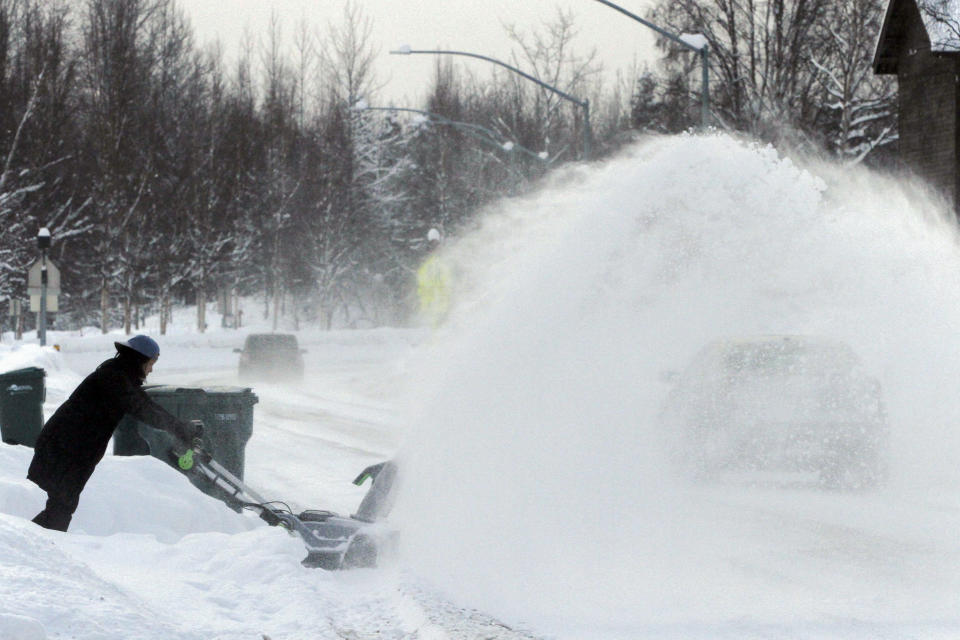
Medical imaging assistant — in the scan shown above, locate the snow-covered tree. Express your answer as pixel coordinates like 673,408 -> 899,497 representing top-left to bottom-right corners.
647,0 -> 831,144
500,8 -> 599,162
0,0 -> 89,318
915,0 -> 960,46
812,0 -> 897,163
348,108 -> 416,325
79,0 -> 159,333
643,0 -> 895,162
304,1 -> 394,327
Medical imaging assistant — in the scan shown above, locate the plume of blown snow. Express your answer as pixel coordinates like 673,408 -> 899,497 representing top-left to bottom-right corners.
393,133 -> 960,633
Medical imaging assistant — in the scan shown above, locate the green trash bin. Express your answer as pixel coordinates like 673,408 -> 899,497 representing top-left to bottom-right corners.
114,387 -> 206,458
0,367 -> 46,447
114,385 -> 258,499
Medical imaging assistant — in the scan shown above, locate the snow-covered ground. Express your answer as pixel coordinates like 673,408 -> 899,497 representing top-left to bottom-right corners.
3,133 -> 960,639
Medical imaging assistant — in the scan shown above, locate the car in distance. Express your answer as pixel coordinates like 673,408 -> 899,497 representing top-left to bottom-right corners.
658,335 -> 888,489
235,333 -> 305,382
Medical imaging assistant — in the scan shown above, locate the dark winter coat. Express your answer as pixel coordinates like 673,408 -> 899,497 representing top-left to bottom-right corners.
27,354 -> 192,497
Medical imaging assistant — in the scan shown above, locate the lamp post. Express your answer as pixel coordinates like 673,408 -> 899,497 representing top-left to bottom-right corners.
357,105 -> 550,163
391,46 -> 591,160
36,227 -> 50,346
591,0 -> 711,128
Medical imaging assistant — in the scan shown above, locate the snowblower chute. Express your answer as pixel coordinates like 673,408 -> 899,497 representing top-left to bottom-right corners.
168,426 -> 397,570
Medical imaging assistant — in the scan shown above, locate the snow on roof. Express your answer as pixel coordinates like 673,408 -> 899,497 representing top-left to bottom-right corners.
918,0 -> 960,52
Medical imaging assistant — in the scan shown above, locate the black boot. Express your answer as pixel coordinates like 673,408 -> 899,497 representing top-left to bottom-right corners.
32,492 -> 78,532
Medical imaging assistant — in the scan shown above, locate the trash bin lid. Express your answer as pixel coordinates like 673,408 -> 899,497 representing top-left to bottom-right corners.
201,385 -> 253,394
202,386 -> 258,404
0,366 -> 46,380
143,384 -> 257,404
143,385 -> 205,396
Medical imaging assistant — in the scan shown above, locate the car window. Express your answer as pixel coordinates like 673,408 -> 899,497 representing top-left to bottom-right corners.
245,334 -> 299,351
723,341 -> 859,377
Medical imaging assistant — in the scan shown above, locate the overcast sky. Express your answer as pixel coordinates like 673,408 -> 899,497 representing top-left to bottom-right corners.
179,0 -> 660,106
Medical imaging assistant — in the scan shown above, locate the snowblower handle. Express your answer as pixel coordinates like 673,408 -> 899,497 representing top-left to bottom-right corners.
176,421 -> 208,471
177,447 -> 196,471
353,462 -> 386,486
176,440 -> 211,471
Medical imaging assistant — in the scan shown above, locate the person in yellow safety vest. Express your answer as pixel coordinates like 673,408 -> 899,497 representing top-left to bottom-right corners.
417,228 -> 452,327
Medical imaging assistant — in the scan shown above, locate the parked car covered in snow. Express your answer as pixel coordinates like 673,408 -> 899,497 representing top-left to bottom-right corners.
658,335 -> 888,488
235,333 -> 305,382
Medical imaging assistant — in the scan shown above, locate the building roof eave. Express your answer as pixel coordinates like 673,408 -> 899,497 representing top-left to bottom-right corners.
874,0 -> 960,74
873,0 -> 907,74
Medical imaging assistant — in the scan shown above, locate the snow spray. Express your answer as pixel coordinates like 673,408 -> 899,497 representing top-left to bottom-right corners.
394,133 -> 960,636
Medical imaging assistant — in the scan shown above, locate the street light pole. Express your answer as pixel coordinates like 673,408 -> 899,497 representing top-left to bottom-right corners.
36,227 -> 50,347
391,46 -> 592,160
700,45 -> 710,128
590,0 -> 711,128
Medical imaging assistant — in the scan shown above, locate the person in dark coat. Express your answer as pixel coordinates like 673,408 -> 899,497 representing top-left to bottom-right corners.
27,335 -> 198,532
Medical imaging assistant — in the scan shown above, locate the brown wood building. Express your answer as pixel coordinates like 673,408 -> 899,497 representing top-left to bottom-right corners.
874,0 -> 960,209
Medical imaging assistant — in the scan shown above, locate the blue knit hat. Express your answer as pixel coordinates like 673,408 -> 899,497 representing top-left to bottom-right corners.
114,335 -> 160,359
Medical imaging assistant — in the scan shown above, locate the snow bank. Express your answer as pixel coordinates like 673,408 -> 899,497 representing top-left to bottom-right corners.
0,445 -> 259,640
0,419 -> 392,640
0,443 -> 255,539
0,613 -> 45,640
0,511 -> 194,640
0,343 -> 70,376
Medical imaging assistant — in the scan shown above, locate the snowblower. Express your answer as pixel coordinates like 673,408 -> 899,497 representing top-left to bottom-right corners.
166,423 -> 398,570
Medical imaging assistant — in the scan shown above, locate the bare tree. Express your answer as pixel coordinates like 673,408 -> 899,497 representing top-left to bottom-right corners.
915,0 -> 960,46
80,0 -> 161,333
318,0 -> 379,106
0,0 -> 89,314
292,15 -> 317,130
648,0 -> 831,144
255,12 -> 300,329
0,69 -> 47,303
811,0 -> 896,163
306,1 -> 385,327
501,8 -> 600,161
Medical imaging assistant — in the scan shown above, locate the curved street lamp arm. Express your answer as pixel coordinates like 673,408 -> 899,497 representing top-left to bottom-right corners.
359,106 -> 550,162
590,0 -> 711,128
591,0 -> 702,52
391,47 -> 591,159
391,49 -> 588,109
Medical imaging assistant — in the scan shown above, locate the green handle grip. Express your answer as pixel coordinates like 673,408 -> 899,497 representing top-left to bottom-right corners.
178,448 -> 195,471
353,472 -> 371,486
